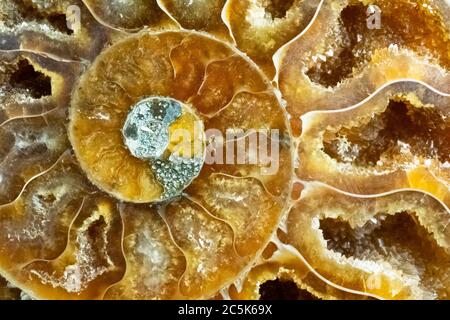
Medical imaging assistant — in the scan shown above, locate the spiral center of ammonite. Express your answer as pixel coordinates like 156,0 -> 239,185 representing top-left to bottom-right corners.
122,97 -> 205,200
123,97 -> 181,159
69,92 -> 205,203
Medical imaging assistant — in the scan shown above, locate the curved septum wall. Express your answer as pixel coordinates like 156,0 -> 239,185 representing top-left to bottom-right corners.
0,0 -> 449,300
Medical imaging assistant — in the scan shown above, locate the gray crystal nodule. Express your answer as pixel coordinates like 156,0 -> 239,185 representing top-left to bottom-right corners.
123,97 -> 182,159
123,97 -> 204,200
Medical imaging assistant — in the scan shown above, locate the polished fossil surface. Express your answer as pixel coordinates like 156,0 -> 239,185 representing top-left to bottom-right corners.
0,0 -> 449,300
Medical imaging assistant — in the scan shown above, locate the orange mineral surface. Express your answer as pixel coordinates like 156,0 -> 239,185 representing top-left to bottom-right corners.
0,0 -> 449,300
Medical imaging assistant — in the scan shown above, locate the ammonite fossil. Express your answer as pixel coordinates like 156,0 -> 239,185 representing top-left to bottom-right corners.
0,0 -> 449,300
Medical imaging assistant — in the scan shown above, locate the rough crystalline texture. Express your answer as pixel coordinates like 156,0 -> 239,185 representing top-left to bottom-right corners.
224,0 -> 321,77
0,28 -> 293,299
0,0 -> 450,301
69,31 -> 291,204
0,0 -> 116,61
286,184 -> 450,299
277,0 -> 450,116
298,81 -> 450,207
226,239 -> 379,300
0,52 -> 83,205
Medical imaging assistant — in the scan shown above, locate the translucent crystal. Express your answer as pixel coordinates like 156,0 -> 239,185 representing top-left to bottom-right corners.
123,97 -> 182,160
151,156 -> 203,200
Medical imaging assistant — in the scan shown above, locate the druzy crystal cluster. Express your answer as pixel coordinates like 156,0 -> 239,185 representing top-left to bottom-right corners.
0,0 -> 449,300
